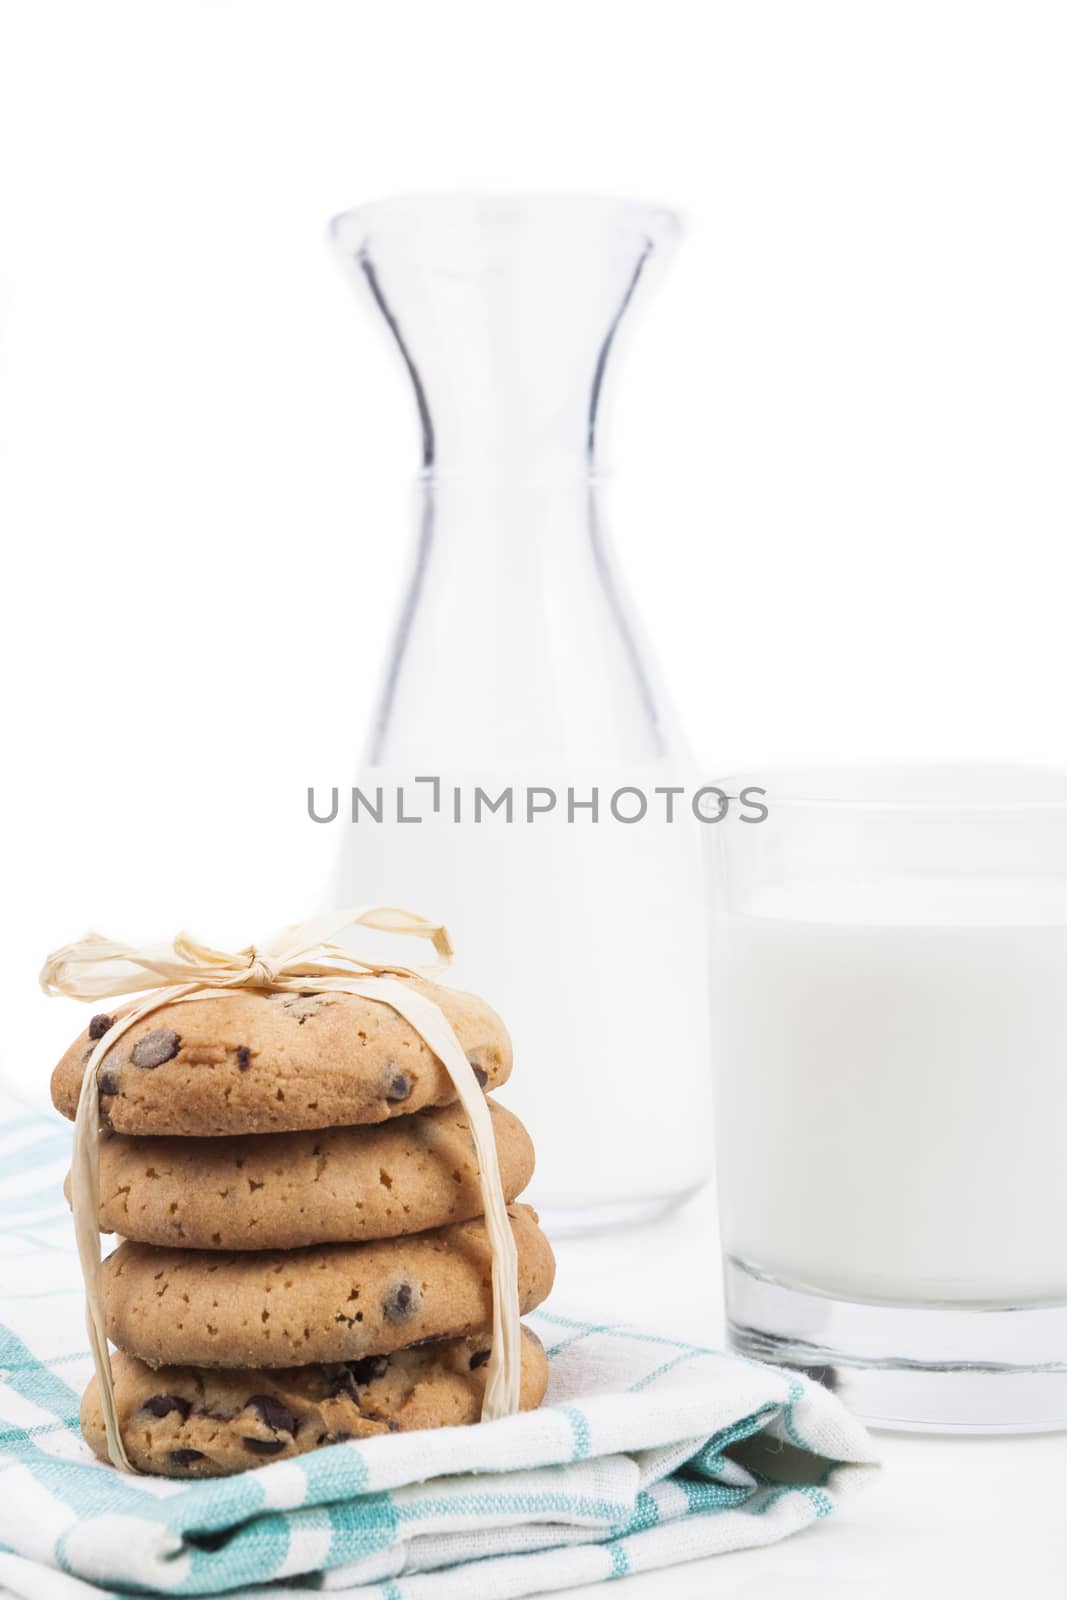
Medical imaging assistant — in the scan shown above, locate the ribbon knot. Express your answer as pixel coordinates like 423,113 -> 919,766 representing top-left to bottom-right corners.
43,905 -> 519,1474
242,947 -> 279,987
40,905 -> 457,1003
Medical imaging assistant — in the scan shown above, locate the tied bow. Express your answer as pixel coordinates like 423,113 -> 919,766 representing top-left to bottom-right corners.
40,905 -> 455,1002
41,907 -> 519,1475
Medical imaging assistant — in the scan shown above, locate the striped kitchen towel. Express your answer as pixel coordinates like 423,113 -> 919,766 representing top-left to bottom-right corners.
0,1094 -> 878,1598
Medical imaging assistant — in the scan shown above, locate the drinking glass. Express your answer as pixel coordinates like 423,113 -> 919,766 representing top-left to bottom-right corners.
708,766 -> 1067,1432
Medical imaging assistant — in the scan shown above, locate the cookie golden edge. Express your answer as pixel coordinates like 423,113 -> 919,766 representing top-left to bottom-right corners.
67,1099 -> 535,1250
49,979 -> 513,1136
82,1327 -> 549,1477
102,1205 -> 556,1369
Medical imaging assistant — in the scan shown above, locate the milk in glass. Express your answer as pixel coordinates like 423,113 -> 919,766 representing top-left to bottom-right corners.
713,874 -> 1067,1304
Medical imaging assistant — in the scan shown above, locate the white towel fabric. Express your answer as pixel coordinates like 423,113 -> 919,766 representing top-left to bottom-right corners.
0,1097 -> 879,1598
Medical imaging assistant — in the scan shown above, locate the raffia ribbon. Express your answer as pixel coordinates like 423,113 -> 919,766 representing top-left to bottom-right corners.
40,906 -> 522,1474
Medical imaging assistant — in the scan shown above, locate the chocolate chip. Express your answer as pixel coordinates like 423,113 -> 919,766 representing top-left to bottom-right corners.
384,1071 -> 411,1103
242,1437 -> 287,1455
471,1065 -> 488,1089
142,1393 -> 192,1420
382,1281 -> 418,1324
327,1368 -> 360,1400
347,1354 -> 389,1386
469,1348 -> 491,1370
247,1394 -> 295,1434
131,1029 -> 181,1069
235,1046 -> 252,1072
88,1014 -> 115,1041
98,1071 -> 120,1097
168,1448 -> 205,1467
386,1418 -> 400,1432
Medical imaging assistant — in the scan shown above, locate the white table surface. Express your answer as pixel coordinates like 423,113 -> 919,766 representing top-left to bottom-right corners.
544,1186 -> 1067,1598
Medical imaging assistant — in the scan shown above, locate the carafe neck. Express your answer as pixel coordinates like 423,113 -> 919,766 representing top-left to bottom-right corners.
332,194 -> 678,480
409,471 -> 601,554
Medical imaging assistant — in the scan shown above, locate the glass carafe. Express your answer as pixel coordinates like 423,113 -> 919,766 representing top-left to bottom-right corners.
328,195 -> 712,1231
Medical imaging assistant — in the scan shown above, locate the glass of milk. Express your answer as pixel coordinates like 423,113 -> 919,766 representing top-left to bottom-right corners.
708,766 -> 1067,1432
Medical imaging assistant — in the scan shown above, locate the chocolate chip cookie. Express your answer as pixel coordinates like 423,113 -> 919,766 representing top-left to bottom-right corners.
75,1099 -> 534,1249
102,1205 -> 554,1368
81,1327 -> 549,1477
51,978 -> 511,1136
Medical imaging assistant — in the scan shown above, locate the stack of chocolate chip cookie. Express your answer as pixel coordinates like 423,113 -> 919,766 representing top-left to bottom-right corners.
50,978 -> 554,1477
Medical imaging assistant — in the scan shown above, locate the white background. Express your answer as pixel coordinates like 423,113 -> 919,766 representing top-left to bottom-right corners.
1,2 -> 1065,1594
